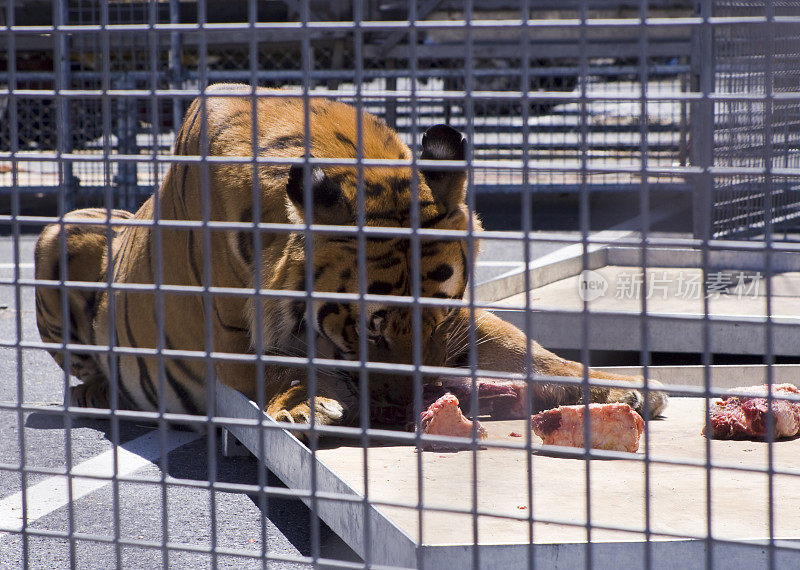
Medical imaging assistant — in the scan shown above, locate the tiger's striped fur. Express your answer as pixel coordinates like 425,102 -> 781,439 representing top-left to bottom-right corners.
35,84 -> 667,427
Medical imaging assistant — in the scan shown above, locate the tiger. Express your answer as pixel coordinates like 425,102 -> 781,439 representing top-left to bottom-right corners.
34,84 -> 667,432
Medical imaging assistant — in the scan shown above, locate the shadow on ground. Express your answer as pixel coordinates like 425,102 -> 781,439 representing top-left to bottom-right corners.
24,411 -> 362,565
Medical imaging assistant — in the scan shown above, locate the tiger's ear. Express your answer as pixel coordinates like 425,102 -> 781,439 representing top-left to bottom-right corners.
420,124 -> 467,210
286,164 -> 350,224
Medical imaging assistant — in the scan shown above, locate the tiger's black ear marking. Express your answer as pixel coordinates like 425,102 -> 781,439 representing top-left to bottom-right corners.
420,124 -> 467,210
421,124 -> 465,164
286,164 -> 350,223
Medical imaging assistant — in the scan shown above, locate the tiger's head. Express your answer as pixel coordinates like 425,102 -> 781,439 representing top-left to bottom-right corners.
283,121 -> 478,373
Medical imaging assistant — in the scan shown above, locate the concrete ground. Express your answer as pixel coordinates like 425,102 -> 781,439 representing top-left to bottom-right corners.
317,397 -> 800,549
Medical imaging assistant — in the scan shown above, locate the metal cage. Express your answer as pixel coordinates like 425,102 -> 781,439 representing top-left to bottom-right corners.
698,0 -> 800,239
2,1 -> 800,569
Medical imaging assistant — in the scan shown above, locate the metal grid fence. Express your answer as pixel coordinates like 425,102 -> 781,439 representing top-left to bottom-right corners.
701,0 -> 800,238
1,0 -> 698,208
2,1 -> 800,569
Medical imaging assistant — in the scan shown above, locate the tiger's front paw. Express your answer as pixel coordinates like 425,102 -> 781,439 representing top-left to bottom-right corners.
272,397 -> 344,426
272,397 -> 345,443
607,379 -> 668,419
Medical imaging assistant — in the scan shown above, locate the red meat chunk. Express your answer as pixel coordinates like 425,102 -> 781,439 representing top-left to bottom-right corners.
420,393 -> 487,450
531,403 -> 645,453
423,377 -> 528,420
705,384 -> 800,440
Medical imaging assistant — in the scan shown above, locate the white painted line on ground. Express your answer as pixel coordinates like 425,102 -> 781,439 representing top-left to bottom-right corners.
0,429 -> 201,533
0,263 -> 34,269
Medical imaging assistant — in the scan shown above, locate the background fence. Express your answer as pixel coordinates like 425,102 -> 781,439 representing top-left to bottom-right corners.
2,0 -> 698,209
4,1 -> 799,238
700,0 -> 800,238
2,1 -> 800,569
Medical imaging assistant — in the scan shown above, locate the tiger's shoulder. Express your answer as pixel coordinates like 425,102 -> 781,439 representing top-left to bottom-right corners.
184,84 -> 409,164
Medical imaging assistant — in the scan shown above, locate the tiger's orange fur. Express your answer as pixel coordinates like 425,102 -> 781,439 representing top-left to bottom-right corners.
35,84 -> 667,429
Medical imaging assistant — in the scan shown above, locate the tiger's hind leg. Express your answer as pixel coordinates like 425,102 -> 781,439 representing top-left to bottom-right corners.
35,207 -> 134,409
68,372 -> 110,408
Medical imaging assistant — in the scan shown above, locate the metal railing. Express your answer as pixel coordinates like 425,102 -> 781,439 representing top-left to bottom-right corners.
1,0 -> 696,209
2,1 -> 800,569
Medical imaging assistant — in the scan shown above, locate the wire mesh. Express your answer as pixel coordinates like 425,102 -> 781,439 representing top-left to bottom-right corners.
2,1 -> 800,569
707,0 -> 800,239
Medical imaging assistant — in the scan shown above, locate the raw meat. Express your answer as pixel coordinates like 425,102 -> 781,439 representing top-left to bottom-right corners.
530,403 -> 645,452
420,393 -> 487,450
423,377 -> 528,420
704,383 -> 800,440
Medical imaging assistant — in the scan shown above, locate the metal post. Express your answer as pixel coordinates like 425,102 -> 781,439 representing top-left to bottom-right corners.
56,0 -> 77,211
170,0 -> 183,133
114,76 -> 139,211
691,0 -> 715,240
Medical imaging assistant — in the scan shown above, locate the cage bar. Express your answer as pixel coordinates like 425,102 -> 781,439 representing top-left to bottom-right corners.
1,1 -> 799,569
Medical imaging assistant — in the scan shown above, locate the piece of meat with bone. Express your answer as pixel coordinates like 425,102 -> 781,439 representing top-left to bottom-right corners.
419,393 -> 487,451
704,383 -> 800,440
531,403 -> 645,453
423,377 -> 528,420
